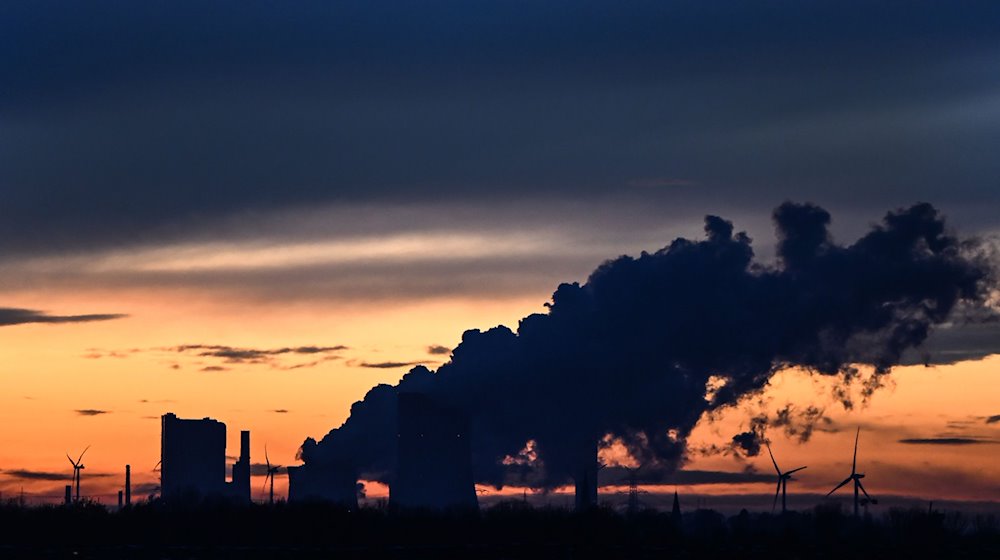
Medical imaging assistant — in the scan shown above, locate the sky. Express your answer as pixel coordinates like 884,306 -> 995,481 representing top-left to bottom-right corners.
1,1 -> 999,507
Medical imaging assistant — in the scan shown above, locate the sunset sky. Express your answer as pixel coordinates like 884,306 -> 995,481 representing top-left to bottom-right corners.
1,1 -> 999,508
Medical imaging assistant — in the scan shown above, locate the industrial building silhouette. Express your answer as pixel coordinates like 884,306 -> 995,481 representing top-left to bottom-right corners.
160,413 -> 250,503
286,463 -> 358,508
159,401 -> 596,510
390,392 -> 478,510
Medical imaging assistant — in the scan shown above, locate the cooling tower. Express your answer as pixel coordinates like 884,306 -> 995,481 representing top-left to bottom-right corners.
391,392 -> 478,510
287,462 -> 359,508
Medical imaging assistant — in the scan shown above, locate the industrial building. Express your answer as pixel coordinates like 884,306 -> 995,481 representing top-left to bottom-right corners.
390,392 -> 477,510
160,413 -> 250,503
286,462 -> 359,508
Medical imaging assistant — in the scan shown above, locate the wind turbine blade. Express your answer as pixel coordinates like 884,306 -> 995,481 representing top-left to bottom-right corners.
772,480 -> 781,512
827,476 -> 853,497
857,479 -> 874,502
852,428 -> 859,475
67,454 -> 77,467
265,445 -> 270,470
262,473 -> 270,494
786,466 -> 808,475
766,444 -> 781,475
77,445 -> 91,464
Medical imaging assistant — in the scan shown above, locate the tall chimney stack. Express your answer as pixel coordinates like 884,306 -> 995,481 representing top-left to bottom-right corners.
230,429 -> 251,502
64,485 -> 72,505
125,464 -> 131,506
240,430 -> 250,462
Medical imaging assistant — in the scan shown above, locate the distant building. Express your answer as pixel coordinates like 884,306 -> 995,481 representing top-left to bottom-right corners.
160,413 -> 250,503
390,392 -> 477,510
287,462 -> 358,508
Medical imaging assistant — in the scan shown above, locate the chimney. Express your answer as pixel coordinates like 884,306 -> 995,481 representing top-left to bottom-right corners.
125,464 -> 131,506
64,485 -> 72,505
118,490 -> 123,509
240,430 -> 250,461
671,489 -> 682,525
231,429 -> 251,502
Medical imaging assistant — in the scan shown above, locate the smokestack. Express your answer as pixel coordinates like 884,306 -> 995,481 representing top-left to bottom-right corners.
230,429 -> 251,502
125,464 -> 131,506
240,430 -> 250,461
64,485 -> 72,506
118,490 -> 123,509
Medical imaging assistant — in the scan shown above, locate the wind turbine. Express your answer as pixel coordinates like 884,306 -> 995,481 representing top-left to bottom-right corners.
826,427 -> 877,516
262,445 -> 281,505
767,443 -> 806,514
66,446 -> 90,502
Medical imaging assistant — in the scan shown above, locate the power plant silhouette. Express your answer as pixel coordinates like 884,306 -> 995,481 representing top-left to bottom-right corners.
149,410 -> 882,516
132,205 -> 970,512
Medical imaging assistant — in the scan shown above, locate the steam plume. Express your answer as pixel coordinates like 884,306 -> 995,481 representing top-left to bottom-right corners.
300,203 -> 995,490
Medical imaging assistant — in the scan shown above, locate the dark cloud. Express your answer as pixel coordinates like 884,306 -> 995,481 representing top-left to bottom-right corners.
273,409 -> 289,414
2,2 -> 1000,257
75,409 -> 109,416
171,344 -> 347,363
601,467 -> 773,487
301,203 -> 996,490
986,415 -> 1000,424
0,308 -> 126,327
1,469 -> 69,481
2,469 -> 113,481
356,361 -> 428,370
250,464 -> 286,477
898,438 -> 997,445
901,321 -> 1000,366
147,344 -> 349,371
130,482 -> 161,495
427,345 -> 451,356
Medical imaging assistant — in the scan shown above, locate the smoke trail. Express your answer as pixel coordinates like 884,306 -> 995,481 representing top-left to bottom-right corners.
299,202 -> 995,489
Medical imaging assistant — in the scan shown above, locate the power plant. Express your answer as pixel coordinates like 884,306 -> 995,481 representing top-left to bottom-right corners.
160,413 -> 251,503
286,462 -> 358,508
390,392 -> 477,510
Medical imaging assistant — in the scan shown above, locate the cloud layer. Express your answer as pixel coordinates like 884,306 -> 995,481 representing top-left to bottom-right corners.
2,2 -> 1000,258
0,308 -> 126,327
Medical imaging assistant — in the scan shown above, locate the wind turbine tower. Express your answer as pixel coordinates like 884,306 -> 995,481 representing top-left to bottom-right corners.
66,446 -> 90,502
767,443 -> 806,514
262,445 -> 282,505
826,427 -> 878,516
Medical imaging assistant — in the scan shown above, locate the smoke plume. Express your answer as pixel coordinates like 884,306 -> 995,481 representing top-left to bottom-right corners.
299,203 -> 995,490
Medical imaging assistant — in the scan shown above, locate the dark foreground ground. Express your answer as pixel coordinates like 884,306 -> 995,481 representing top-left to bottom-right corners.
0,500 -> 997,559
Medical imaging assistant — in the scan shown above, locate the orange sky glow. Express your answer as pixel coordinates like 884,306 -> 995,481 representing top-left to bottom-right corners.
1,281 -> 997,508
